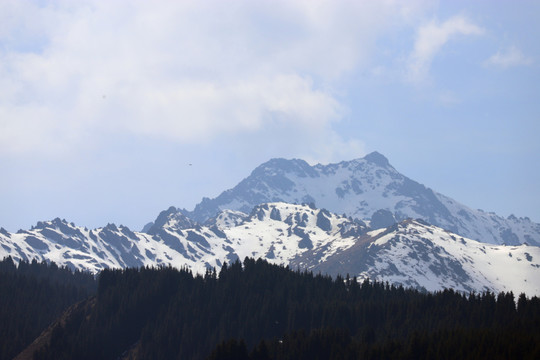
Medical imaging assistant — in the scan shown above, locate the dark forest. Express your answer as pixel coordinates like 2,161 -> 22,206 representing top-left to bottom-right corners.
2,257 -> 539,359
0,257 -> 96,359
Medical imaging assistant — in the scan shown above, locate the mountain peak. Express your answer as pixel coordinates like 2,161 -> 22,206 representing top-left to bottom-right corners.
363,151 -> 390,168
0,227 -> 10,237
252,158 -> 316,178
182,153 -> 539,247
147,206 -> 196,234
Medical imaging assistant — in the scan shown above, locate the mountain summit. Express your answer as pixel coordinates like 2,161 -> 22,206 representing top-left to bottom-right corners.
363,151 -> 391,167
185,152 -> 539,246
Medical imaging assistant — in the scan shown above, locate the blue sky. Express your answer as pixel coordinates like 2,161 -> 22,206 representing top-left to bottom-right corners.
1,0 -> 539,231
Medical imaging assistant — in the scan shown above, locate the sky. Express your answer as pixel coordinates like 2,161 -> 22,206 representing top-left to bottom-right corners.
1,0 -> 539,232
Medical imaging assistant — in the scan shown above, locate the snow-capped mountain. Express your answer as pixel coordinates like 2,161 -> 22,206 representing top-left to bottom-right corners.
184,152 -> 540,246
304,219 -> 540,296
0,219 -> 169,273
2,152 -> 539,295
0,203 -> 368,275
1,203 -> 539,296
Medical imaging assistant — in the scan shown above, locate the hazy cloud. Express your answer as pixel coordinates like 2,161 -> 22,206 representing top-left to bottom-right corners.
0,0 -> 429,161
406,15 -> 484,83
484,46 -> 534,68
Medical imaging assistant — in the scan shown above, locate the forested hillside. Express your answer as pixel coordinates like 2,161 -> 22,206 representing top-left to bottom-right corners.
24,258 -> 540,360
0,257 -> 96,360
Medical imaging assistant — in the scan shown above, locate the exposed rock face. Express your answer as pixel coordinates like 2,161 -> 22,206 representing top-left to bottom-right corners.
370,209 -> 397,230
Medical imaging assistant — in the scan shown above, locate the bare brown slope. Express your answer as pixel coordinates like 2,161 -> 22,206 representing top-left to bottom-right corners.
14,298 -> 95,360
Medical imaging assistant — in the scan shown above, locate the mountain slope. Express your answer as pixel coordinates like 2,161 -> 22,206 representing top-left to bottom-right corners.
184,152 -> 540,246
306,219 -> 540,295
1,203 -> 539,295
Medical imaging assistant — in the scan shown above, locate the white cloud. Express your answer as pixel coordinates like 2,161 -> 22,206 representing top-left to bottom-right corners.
0,0 -> 431,159
117,74 -> 344,143
406,15 -> 484,83
484,46 -> 534,68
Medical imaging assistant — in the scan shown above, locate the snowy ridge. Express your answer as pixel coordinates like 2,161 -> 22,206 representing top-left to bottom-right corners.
311,219 -> 540,296
218,203 -> 368,268
185,152 -> 540,246
1,203 -> 539,296
0,203 -> 367,276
